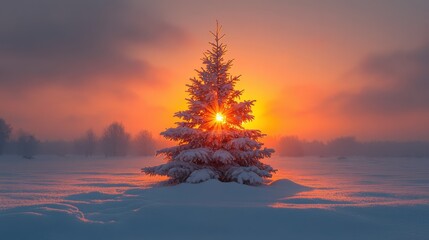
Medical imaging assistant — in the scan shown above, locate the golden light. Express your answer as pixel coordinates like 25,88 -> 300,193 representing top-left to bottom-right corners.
215,112 -> 226,123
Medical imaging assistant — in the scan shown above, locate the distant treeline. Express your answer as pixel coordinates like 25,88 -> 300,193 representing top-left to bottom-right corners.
0,118 -> 158,159
2,117 -> 429,159
277,136 -> 429,157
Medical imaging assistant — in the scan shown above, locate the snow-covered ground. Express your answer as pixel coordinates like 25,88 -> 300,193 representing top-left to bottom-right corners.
1,155 -> 428,239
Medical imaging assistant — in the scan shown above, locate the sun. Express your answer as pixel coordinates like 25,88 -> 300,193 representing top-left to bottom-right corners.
215,112 -> 226,123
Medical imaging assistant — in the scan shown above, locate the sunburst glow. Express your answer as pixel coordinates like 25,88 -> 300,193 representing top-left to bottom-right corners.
215,112 -> 226,123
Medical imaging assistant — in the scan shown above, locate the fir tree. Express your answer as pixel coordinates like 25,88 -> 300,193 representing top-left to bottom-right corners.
142,23 -> 275,185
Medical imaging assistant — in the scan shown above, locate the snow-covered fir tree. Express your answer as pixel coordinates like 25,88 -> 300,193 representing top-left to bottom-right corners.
142,23 -> 275,185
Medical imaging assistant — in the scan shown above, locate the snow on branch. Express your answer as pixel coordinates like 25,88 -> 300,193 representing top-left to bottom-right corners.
225,166 -> 273,185
212,149 -> 235,164
225,138 -> 262,151
186,169 -> 219,183
175,148 -> 212,163
156,144 -> 193,157
161,127 -> 201,141
142,161 -> 198,183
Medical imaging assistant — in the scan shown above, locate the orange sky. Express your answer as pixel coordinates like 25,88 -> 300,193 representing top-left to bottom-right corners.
1,0 -> 429,141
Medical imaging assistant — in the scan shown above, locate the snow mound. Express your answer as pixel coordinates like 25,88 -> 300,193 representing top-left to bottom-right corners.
123,179 -> 311,207
269,179 -> 311,190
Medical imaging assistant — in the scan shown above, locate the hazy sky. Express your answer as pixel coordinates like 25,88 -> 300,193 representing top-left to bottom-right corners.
1,0 -> 429,141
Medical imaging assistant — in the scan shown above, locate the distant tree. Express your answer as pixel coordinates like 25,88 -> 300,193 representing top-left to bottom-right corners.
298,140 -> 324,156
132,130 -> 156,156
278,136 -> 304,157
327,136 -> 359,156
73,138 -> 84,155
74,129 -> 97,156
17,133 -> 38,159
0,118 -> 12,155
83,129 -> 97,156
101,122 -> 130,157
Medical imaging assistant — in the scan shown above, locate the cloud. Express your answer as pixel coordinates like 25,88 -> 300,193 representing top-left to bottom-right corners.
332,43 -> 429,115
0,0 -> 186,90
